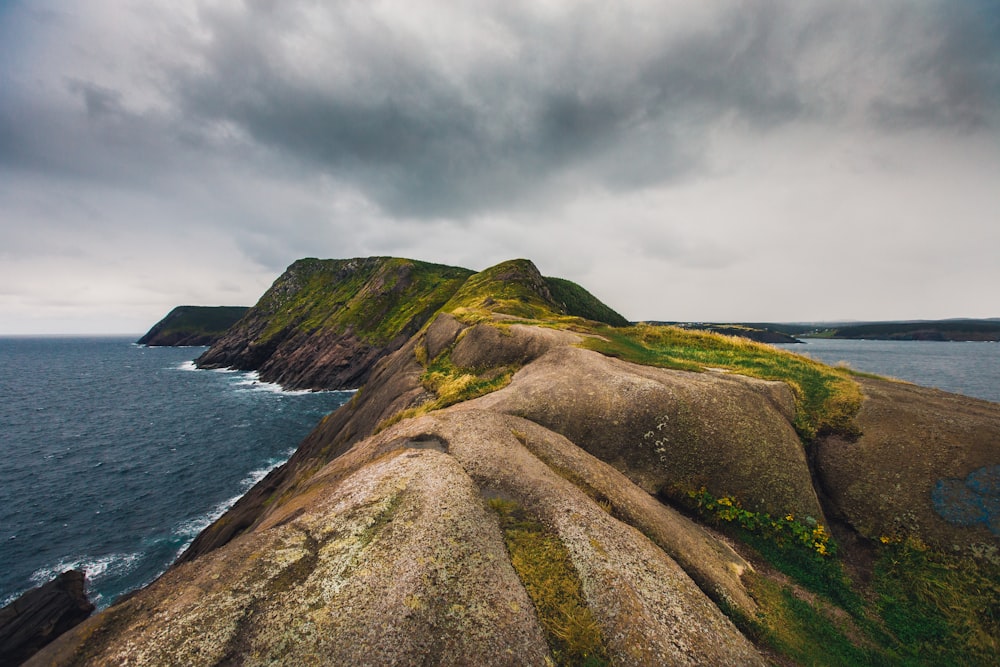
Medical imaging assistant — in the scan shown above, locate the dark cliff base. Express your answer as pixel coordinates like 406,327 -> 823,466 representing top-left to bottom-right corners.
830,319 -> 1000,341
0,570 -> 93,666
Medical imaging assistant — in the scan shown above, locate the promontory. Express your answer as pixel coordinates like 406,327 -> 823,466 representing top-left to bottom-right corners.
32,257 -> 1000,666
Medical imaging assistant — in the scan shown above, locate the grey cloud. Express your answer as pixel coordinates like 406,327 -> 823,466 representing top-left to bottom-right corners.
68,80 -> 124,119
152,0 -> 1000,221
5,1 -> 997,222
2,0 -> 1000,333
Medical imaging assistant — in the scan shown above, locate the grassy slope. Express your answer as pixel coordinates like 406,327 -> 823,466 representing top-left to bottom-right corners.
579,324 -> 862,441
252,257 -> 474,345
439,259 -> 563,322
543,277 -> 629,327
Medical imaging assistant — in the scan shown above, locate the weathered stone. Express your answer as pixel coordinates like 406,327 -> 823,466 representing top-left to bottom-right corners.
0,570 -> 93,666
814,377 -> 1000,555
473,344 -> 820,520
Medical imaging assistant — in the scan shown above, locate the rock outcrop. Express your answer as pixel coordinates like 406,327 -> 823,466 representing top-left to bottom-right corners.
32,257 -> 1000,665
815,377 -> 1000,552
136,306 -> 248,346
0,570 -> 93,666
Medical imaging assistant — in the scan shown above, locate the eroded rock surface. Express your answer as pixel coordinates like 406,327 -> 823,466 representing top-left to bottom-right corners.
0,570 -> 93,666
34,406 -> 767,666
815,377 -> 1000,555
473,345 -> 821,520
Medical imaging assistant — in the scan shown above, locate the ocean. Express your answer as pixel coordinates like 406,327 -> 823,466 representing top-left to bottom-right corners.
0,337 -> 351,610
775,338 -> 999,403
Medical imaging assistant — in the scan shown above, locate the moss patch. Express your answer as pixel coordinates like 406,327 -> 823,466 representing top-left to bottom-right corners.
488,498 -> 609,666
377,330 -> 517,432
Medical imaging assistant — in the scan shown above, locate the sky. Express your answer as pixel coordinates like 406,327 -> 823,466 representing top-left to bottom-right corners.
1,1 -> 998,334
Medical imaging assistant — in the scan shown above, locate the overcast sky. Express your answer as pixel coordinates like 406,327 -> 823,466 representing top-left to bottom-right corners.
1,1 -> 998,334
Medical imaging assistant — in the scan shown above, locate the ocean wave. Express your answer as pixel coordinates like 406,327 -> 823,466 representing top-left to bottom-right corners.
179,362 -> 359,396
234,376 -> 314,396
26,551 -> 144,606
230,370 -> 318,396
171,449 -> 296,556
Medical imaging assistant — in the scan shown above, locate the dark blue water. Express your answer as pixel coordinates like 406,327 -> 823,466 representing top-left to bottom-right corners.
776,339 -> 999,403
0,337 -> 351,609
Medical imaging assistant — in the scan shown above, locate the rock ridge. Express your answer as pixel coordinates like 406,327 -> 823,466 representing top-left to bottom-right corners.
34,256 -> 1000,665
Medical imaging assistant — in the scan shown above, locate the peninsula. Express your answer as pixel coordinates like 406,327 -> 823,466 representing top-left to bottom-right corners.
32,257 -> 1000,666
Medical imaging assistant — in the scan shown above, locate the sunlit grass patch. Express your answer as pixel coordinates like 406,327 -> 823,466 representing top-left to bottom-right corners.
745,575 -> 880,667
872,537 -> 1000,664
376,337 -> 515,432
488,498 -> 609,666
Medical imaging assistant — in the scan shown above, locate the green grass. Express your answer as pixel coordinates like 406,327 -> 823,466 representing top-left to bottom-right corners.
716,530 -> 1000,666
685,487 -> 864,616
579,323 -> 863,440
419,351 -> 515,411
488,498 -> 609,666
376,335 -> 516,432
872,538 -> 1000,664
253,257 -> 473,346
543,277 -> 629,327
440,259 -> 565,322
746,577 -> 887,667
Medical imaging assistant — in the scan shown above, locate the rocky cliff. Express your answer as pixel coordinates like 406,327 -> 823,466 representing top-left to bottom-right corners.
136,306 -> 248,346
194,257 -> 629,390
32,258 -> 1000,666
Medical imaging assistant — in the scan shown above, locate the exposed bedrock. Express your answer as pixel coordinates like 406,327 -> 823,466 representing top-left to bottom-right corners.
34,410 -> 766,666
471,345 -> 823,522
0,570 -> 93,666
815,377 -> 1000,554
37,271 -> 1000,664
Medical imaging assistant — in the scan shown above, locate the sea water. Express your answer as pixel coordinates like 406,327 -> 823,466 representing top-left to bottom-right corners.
0,337 -> 351,609
776,338 -> 999,403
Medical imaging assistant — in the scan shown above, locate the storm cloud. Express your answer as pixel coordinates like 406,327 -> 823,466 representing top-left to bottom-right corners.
1,1 -> 998,332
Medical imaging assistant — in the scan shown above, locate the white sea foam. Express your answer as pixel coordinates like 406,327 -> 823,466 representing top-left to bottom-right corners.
171,449 -> 296,556
176,360 -> 198,371
232,371 -> 314,396
26,552 -> 144,606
